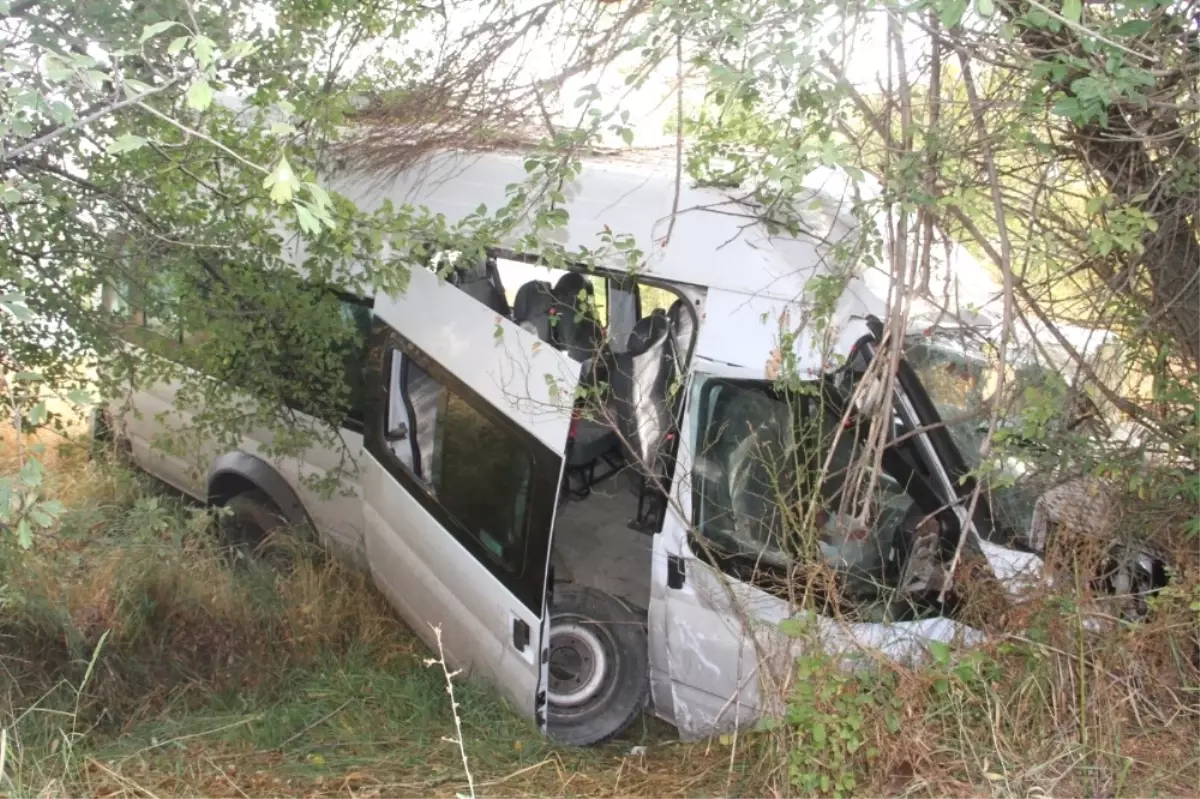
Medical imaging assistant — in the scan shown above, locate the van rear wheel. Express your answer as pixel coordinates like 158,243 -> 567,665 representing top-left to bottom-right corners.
546,584 -> 648,746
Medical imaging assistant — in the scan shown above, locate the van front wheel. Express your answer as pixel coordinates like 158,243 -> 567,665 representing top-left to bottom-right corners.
545,585 -> 648,746
217,489 -> 296,571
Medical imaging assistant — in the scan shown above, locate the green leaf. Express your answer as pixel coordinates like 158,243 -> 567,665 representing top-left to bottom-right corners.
186,78 -> 213,111
938,0 -> 967,27
140,20 -> 182,44
124,78 -> 154,96
812,721 -> 826,747
167,35 -> 191,56
976,0 -> 995,17
1112,19 -> 1151,36
44,53 -> 73,82
49,100 -> 74,124
270,120 -> 295,135
84,70 -> 109,90
306,181 -> 330,210
19,458 -> 44,487
27,402 -> 47,425
0,293 -> 32,320
929,640 -> 951,665
194,35 -> 216,68
225,41 -> 258,64
263,154 -> 299,204
294,202 -> 319,234
66,388 -> 94,405
778,617 -> 806,638
108,133 -> 148,154
16,518 -> 33,549
620,127 -> 634,145
1062,0 -> 1081,23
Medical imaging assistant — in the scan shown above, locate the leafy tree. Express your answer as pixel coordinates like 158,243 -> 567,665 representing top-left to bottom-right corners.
0,0 -> 634,547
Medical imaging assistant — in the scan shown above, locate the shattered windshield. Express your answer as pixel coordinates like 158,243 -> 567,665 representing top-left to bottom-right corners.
904,331 -> 1072,537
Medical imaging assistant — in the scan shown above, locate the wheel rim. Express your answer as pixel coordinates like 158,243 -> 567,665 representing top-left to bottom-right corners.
225,514 -> 291,570
1106,547 -> 1159,621
547,621 -> 609,708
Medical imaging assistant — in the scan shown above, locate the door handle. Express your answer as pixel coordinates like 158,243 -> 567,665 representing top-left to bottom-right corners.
512,618 -> 530,652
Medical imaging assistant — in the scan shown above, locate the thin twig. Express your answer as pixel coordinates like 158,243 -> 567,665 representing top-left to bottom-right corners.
134,101 -> 269,175
662,32 -> 684,247
940,48 -> 1016,601
1,80 -> 179,165
426,623 -> 475,799
277,700 -> 351,751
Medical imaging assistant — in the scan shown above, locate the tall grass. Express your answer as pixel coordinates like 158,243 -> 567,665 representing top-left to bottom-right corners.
2,426 -> 1197,797
1,433 -> 731,797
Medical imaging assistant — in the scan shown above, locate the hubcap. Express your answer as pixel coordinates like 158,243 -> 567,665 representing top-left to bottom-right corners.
546,622 -> 608,708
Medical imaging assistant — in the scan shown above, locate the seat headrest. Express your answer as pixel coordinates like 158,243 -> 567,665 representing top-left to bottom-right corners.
554,271 -> 593,304
667,297 -> 694,361
513,280 -> 554,322
667,298 -> 691,329
627,309 -> 670,355
448,254 -> 488,284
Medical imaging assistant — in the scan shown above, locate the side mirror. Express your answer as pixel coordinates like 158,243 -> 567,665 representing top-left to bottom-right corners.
385,421 -> 409,442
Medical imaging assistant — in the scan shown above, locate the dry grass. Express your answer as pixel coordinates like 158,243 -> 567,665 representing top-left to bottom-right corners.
0,426 -> 756,797
2,423 -> 1198,797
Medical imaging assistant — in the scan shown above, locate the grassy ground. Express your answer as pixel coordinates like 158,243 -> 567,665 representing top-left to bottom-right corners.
0,431 -> 768,798
2,426 -> 1198,797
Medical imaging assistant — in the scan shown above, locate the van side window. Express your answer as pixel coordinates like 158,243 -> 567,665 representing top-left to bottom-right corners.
493,257 -> 609,327
638,284 -> 676,317
378,342 -> 534,571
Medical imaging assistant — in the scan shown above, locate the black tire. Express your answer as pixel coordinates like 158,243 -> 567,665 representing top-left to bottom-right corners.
217,489 -> 298,571
545,584 -> 648,746
87,408 -> 129,463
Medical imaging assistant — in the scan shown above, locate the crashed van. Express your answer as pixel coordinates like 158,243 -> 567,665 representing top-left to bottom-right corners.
98,150 -> 1139,745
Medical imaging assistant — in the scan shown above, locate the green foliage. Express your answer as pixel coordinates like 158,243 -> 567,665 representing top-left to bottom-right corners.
779,648 -> 901,797
2,0 -> 611,526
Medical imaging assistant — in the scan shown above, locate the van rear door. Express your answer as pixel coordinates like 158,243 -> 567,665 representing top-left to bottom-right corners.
361,262 -> 581,728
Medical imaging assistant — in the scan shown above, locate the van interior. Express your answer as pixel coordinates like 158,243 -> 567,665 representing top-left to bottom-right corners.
446,254 -> 699,613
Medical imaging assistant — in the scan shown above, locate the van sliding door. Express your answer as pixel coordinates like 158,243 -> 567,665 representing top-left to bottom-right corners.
360,263 -> 581,729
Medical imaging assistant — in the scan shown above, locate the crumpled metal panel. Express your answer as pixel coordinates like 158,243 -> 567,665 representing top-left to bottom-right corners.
657,557 -> 988,740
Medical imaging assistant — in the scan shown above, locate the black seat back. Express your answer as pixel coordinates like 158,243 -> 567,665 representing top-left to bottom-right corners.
512,280 -> 556,343
552,272 -> 603,362
666,298 -> 694,376
449,255 -> 510,316
609,309 -> 672,473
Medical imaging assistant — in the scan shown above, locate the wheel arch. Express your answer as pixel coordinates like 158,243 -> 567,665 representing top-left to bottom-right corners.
206,451 -> 313,529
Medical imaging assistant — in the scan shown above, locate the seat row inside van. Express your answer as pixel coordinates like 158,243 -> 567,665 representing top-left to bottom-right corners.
444,253 -> 699,611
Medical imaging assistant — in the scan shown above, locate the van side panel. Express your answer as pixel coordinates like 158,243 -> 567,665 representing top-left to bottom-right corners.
116,382 -> 366,566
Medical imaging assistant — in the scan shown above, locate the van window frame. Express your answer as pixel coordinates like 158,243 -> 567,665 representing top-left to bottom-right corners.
364,316 -> 562,613
487,251 -> 611,328
686,366 -> 961,616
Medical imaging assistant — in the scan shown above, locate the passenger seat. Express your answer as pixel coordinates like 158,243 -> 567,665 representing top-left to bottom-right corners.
511,280 -> 556,343
551,272 -> 604,364
608,309 -> 673,529
448,255 -> 510,316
